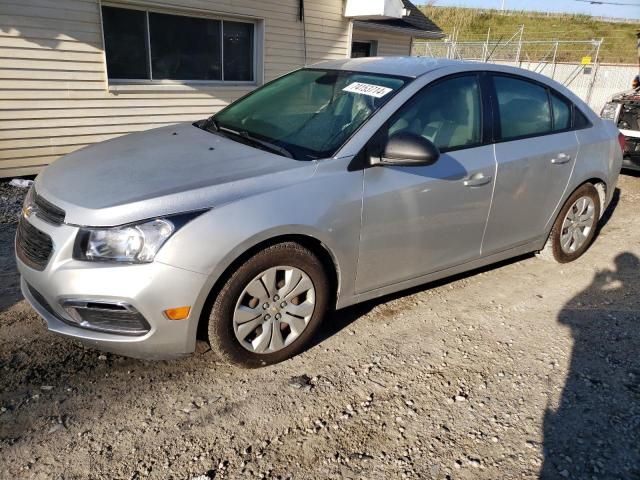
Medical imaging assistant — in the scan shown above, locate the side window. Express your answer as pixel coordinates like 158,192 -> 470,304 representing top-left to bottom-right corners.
386,75 -> 482,152
494,76 -> 551,140
550,92 -> 571,131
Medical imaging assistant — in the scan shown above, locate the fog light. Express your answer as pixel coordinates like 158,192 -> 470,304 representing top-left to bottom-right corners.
61,300 -> 150,336
164,306 -> 191,320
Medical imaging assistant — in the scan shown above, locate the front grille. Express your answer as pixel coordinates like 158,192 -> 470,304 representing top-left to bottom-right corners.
16,217 -> 53,271
34,192 -> 65,225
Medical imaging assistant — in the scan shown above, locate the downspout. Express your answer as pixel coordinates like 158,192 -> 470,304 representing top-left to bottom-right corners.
299,0 -> 308,65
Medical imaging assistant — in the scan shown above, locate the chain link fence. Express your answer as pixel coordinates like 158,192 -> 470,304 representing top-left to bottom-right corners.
411,26 -> 638,110
413,26 -> 604,63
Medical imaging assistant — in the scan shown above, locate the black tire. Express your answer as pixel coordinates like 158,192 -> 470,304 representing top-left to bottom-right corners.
207,242 -> 329,368
537,183 -> 601,263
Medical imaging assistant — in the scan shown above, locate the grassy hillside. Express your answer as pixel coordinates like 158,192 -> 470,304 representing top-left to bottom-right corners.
418,6 -> 640,64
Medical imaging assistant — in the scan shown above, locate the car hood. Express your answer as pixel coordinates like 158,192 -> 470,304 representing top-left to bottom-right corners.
608,89 -> 640,103
35,123 -> 318,226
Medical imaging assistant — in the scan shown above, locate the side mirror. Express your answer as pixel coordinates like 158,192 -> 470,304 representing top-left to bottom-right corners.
371,132 -> 440,167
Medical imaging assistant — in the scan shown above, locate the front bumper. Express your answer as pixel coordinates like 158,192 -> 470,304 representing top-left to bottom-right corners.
16,214 -> 209,360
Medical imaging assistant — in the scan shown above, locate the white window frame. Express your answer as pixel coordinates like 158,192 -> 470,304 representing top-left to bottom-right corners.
100,1 -> 264,88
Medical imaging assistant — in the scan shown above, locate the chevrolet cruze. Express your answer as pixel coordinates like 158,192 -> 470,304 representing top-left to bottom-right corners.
16,58 -> 623,367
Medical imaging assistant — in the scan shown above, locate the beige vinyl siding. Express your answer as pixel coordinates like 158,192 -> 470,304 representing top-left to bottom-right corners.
352,27 -> 412,57
0,0 -> 351,177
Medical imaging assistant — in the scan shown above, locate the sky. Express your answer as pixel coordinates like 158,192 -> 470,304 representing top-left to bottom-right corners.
418,0 -> 640,20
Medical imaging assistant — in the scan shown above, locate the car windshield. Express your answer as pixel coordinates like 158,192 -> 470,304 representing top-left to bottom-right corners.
210,69 -> 409,160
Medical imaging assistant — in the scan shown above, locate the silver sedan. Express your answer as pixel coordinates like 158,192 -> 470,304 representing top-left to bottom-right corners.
16,58 -> 623,366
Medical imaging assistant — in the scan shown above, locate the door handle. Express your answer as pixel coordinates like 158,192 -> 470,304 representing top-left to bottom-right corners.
551,153 -> 572,164
463,174 -> 492,187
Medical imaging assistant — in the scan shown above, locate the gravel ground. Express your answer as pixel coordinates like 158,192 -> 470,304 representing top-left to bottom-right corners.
0,178 -> 30,225
1,174 -> 639,480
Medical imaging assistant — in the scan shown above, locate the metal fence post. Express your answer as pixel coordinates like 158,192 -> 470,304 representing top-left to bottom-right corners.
585,38 -> 604,107
593,38 -> 603,65
483,28 -> 491,62
515,24 -> 524,65
586,61 -> 600,107
551,41 -> 558,80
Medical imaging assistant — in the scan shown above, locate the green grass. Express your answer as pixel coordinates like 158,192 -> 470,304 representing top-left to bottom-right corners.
418,5 -> 640,64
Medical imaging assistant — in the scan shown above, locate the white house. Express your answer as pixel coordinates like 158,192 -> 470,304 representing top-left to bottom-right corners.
0,0 -> 442,177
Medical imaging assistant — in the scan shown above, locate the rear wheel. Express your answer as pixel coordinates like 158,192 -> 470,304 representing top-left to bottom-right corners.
207,242 -> 329,367
537,183 -> 601,263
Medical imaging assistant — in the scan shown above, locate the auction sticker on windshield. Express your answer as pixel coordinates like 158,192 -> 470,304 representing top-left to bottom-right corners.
343,82 -> 393,98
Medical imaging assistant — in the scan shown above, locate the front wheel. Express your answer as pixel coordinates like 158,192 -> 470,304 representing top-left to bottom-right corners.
207,242 -> 329,367
537,183 -> 601,263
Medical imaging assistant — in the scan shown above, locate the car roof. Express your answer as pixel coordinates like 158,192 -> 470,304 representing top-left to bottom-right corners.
311,57 -> 463,78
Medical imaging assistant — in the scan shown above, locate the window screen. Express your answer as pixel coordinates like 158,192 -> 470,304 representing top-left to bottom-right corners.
494,76 -> 552,140
102,6 -> 149,80
551,92 -> 571,131
149,13 -> 221,81
223,21 -> 254,81
102,6 -> 254,82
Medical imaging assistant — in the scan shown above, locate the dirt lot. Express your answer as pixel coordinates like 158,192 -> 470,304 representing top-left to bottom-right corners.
1,174 -> 639,480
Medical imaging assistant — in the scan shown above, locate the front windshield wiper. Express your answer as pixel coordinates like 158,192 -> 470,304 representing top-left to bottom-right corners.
218,126 -> 293,159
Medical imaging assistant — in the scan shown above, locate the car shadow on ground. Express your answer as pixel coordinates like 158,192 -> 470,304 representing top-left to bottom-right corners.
594,187 -> 620,240
541,252 -> 640,479
314,253 -> 532,349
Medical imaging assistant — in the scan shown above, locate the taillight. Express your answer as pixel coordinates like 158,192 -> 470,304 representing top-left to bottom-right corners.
618,132 -> 627,153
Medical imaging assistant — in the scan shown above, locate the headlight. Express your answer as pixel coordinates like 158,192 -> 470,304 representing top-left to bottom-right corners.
22,186 -> 35,217
75,219 -> 175,263
600,102 -> 618,121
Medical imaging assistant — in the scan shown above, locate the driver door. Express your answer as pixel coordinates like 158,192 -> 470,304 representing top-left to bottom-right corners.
355,74 -> 496,293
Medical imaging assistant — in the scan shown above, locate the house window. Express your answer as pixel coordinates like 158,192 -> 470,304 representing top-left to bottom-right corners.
351,41 -> 377,58
101,6 -> 255,82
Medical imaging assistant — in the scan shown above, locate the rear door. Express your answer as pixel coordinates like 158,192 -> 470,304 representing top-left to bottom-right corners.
481,74 -> 579,255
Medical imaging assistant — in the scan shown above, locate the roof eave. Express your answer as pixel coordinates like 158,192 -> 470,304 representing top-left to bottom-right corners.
353,20 -> 445,39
